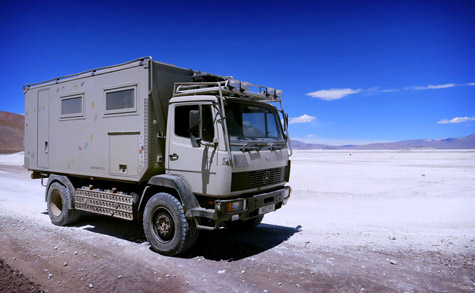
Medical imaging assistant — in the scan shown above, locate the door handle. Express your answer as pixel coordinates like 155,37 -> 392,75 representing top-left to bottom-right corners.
169,153 -> 179,160
44,141 -> 49,154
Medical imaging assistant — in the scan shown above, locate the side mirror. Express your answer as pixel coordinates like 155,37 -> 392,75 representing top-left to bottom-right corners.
189,110 -> 200,130
189,110 -> 201,147
283,112 -> 289,127
283,113 -> 289,141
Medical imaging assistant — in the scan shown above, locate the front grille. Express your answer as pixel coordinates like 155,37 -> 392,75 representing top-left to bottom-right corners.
231,166 -> 287,192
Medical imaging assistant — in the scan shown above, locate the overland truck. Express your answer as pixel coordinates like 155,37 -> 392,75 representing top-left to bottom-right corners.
23,57 -> 292,256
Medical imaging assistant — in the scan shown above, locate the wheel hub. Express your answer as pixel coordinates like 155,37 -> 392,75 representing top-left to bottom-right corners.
154,211 -> 174,241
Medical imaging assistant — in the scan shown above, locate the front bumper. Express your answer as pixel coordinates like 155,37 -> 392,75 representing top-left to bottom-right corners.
187,186 -> 290,228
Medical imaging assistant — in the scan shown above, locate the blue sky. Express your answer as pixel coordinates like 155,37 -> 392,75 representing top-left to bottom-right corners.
1,0 -> 474,145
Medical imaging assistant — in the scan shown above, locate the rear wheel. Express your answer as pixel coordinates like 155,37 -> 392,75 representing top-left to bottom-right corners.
143,193 -> 198,256
47,182 -> 80,226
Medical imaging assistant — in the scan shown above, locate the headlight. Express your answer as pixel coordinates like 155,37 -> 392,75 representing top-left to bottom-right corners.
226,200 -> 246,213
283,187 -> 291,205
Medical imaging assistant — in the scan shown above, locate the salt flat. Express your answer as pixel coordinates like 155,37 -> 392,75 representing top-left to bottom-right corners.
266,150 -> 475,251
0,150 -> 474,291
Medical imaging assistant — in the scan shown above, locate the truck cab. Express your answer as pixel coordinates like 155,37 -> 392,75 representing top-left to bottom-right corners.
165,78 -> 291,229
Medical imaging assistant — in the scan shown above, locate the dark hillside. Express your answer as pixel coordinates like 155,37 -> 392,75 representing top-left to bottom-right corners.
0,111 -> 24,153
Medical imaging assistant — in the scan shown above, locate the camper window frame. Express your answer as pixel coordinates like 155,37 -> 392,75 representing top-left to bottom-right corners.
104,84 -> 138,116
60,93 -> 85,120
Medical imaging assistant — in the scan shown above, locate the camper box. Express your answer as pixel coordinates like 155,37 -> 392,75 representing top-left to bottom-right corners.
24,58 -> 192,183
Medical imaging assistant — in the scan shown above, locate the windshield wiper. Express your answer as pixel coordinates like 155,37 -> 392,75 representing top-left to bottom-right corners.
237,136 -> 256,141
269,142 -> 286,150
240,142 -> 268,152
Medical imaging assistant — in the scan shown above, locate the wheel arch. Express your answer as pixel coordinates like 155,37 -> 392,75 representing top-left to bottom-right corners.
45,175 -> 75,209
139,174 -> 200,220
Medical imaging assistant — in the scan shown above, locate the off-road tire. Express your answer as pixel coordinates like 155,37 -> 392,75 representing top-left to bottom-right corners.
143,193 -> 198,256
226,215 -> 264,231
47,182 -> 80,226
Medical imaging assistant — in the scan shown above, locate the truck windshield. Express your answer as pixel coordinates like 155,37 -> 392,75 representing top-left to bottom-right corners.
225,100 -> 285,150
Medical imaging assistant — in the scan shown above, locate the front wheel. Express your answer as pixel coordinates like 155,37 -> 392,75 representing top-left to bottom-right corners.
143,193 -> 198,256
46,182 -> 80,226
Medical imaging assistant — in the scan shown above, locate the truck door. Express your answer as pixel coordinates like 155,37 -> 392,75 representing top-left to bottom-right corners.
167,103 -> 218,194
37,89 -> 50,168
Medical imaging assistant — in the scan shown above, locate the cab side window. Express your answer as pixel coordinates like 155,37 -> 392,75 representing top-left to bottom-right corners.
174,105 -> 214,142
201,105 -> 214,142
175,105 -> 199,138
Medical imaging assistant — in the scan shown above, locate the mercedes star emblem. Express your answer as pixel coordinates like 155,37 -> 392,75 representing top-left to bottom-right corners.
263,171 -> 271,185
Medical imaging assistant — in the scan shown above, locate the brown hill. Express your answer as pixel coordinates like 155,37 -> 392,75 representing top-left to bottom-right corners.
0,111 -> 24,153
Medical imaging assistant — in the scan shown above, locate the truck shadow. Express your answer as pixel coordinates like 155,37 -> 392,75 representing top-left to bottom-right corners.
71,213 -> 147,243
70,213 -> 300,262
181,224 -> 300,261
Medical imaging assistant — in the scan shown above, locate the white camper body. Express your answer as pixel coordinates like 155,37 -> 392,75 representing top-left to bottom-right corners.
24,59 -> 192,183
24,57 -> 291,256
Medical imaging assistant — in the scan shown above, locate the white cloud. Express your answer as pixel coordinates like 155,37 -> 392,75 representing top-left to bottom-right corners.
289,114 -> 316,124
405,83 -> 456,90
437,119 -> 449,124
307,81 -> 470,101
306,88 -> 361,100
380,88 -> 400,93
366,87 -> 399,94
437,117 -> 475,124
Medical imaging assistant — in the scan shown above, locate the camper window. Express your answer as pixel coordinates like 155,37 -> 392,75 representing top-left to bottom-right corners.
60,94 -> 84,119
105,86 -> 137,114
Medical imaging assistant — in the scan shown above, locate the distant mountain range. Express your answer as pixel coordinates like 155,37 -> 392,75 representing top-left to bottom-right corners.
291,134 -> 475,150
0,111 -> 24,153
0,111 -> 474,153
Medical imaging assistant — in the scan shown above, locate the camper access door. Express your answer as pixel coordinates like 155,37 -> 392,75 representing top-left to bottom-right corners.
37,88 -> 49,168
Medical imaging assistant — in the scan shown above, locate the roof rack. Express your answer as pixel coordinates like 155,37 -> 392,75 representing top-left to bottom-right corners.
173,78 -> 282,102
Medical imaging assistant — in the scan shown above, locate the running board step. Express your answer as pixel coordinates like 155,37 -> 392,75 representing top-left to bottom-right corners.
75,186 -> 135,220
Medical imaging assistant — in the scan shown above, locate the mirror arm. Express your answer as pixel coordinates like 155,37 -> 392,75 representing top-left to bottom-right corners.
190,135 -> 202,148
